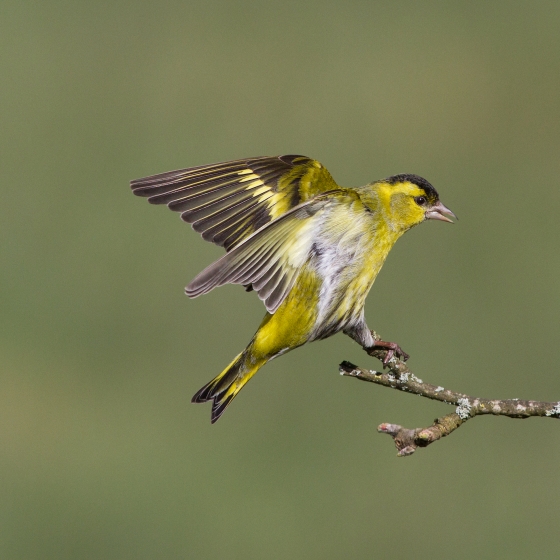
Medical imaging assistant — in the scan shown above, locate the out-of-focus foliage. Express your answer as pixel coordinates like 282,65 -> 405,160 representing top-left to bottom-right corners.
1,1 -> 560,558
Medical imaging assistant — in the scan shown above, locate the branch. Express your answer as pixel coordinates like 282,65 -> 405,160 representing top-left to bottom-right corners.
340,347 -> 560,457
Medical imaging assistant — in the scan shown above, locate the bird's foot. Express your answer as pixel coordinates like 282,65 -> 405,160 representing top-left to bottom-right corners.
365,338 -> 410,366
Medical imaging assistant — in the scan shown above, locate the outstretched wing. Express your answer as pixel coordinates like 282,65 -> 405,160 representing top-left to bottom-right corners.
130,155 -> 339,251
185,193 -> 340,313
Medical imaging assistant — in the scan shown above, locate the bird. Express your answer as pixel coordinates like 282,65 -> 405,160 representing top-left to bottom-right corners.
131,155 -> 455,423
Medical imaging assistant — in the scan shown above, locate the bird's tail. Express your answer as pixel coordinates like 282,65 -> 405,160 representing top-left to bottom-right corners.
192,349 -> 264,423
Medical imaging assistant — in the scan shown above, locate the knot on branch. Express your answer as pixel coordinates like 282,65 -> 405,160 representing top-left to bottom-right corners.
378,414 -> 465,456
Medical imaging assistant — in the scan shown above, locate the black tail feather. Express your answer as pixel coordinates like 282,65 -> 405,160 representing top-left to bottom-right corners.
191,352 -> 249,422
210,394 -> 235,424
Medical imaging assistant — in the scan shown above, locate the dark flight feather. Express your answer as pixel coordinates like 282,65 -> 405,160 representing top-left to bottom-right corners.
131,155 -> 338,251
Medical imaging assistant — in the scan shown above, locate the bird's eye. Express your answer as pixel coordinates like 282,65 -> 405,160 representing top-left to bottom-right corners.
415,196 -> 427,206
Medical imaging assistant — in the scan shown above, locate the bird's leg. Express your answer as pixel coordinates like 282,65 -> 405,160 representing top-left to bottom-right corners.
343,323 -> 409,366
365,331 -> 410,366
343,323 -> 410,366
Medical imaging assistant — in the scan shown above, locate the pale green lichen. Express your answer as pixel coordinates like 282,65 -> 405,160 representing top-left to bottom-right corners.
456,398 -> 472,420
398,372 -> 423,384
545,402 -> 560,417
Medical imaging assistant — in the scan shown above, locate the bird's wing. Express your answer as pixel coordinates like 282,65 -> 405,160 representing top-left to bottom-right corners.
185,193 -> 341,313
130,155 -> 339,251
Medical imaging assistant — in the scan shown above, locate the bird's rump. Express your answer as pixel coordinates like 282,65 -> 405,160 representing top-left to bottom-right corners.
130,155 -> 339,251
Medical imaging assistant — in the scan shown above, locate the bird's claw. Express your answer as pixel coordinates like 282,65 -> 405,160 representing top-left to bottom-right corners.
366,339 -> 410,366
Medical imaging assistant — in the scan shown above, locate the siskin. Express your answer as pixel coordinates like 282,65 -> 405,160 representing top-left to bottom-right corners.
131,155 -> 455,422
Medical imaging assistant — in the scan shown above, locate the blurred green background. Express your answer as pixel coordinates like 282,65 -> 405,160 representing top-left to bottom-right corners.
2,1 -> 560,558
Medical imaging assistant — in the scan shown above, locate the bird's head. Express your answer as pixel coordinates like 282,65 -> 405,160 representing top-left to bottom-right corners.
359,174 -> 456,233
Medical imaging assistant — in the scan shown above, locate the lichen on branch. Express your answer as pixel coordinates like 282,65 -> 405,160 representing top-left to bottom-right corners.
340,349 -> 560,457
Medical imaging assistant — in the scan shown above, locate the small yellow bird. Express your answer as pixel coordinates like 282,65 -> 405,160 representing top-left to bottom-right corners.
131,155 -> 455,422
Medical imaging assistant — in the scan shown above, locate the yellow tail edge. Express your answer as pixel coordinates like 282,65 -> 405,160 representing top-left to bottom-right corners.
192,351 -> 262,423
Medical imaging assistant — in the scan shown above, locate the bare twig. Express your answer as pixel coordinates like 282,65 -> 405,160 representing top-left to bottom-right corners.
340,347 -> 560,456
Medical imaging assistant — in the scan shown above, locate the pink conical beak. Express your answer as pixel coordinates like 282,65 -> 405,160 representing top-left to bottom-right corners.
425,201 -> 456,223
